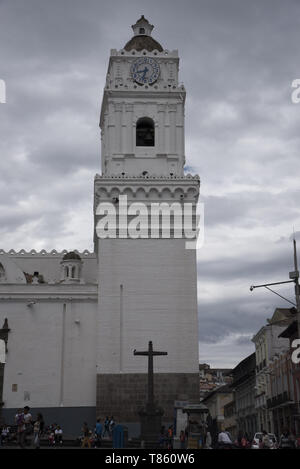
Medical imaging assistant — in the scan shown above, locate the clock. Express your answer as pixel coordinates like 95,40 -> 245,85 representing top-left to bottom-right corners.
131,57 -> 160,85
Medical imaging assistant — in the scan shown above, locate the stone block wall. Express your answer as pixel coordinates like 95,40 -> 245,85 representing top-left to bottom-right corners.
96,372 -> 199,423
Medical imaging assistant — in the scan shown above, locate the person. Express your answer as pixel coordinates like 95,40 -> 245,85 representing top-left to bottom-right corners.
109,416 -> 115,437
54,425 -> 63,446
279,428 -> 296,449
95,418 -> 103,448
1,425 -> 9,446
33,413 -> 44,449
261,430 -> 271,449
237,431 -> 247,449
218,428 -> 233,449
23,406 -> 33,445
205,431 -> 212,449
167,425 -> 173,449
103,416 -> 110,438
81,422 -> 91,449
179,430 -> 186,449
15,409 -> 25,448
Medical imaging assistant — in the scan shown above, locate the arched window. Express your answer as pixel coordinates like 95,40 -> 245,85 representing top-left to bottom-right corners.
65,266 -> 69,278
0,263 -> 5,282
136,117 -> 155,147
71,266 -> 76,278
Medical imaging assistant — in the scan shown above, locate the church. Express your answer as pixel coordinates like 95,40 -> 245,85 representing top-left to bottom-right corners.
0,16 -> 200,437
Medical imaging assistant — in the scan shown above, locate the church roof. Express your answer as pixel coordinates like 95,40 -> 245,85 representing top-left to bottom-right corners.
62,251 -> 82,261
124,35 -> 163,52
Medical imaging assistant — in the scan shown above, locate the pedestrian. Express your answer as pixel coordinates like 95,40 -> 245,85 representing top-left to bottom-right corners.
103,416 -> 110,438
95,418 -> 103,448
218,427 -> 233,449
109,416 -> 115,437
15,408 -> 25,448
167,425 -> 173,449
179,430 -> 186,449
279,428 -> 296,449
205,431 -> 212,449
54,425 -> 63,446
261,430 -> 271,449
33,413 -> 44,449
1,424 -> 9,446
81,422 -> 91,449
23,406 -> 33,446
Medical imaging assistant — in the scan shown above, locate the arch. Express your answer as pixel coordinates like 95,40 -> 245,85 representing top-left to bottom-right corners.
136,117 -> 155,147
0,263 -> 5,282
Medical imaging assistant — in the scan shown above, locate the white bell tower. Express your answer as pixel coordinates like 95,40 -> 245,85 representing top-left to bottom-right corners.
95,17 -> 200,429
100,15 -> 186,178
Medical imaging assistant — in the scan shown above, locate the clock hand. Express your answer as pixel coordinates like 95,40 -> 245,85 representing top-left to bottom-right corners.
141,66 -> 149,79
136,67 -> 149,80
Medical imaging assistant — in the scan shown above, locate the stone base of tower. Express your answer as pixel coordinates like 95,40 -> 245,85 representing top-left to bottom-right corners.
96,373 -> 199,425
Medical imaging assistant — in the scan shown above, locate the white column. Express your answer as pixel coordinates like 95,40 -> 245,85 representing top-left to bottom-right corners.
157,104 -> 165,154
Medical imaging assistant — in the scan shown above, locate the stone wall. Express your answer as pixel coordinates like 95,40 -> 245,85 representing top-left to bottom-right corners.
96,372 -> 199,423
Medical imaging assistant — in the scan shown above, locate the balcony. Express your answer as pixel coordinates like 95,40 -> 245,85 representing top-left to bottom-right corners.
267,391 -> 294,409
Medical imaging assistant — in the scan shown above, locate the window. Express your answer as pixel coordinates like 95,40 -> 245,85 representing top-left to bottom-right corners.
139,27 -> 145,34
136,117 -> 155,146
71,266 -> 76,278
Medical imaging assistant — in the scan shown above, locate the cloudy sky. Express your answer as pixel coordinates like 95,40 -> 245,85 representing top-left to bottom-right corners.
1,0 -> 300,367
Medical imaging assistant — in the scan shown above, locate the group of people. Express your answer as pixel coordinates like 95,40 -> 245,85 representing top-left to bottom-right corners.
0,407 -> 65,449
80,416 -> 116,449
14,406 -> 45,449
217,427 -> 300,449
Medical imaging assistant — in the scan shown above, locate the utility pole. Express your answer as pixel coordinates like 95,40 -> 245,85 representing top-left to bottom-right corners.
291,238 -> 300,339
250,238 -> 300,338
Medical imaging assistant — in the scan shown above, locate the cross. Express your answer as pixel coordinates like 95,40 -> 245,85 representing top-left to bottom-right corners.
133,341 -> 167,412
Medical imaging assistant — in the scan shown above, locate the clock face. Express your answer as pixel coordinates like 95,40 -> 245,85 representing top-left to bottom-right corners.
131,57 -> 160,85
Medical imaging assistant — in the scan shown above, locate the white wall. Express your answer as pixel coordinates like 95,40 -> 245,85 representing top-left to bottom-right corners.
0,298 -> 98,409
97,237 -> 199,375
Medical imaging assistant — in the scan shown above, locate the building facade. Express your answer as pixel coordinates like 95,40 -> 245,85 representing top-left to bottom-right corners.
275,319 -> 300,434
0,17 -> 200,436
199,363 -> 232,400
252,308 -> 294,433
230,353 -> 257,438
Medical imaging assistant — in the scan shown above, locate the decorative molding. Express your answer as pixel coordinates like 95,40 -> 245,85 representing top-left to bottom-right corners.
0,249 -> 96,258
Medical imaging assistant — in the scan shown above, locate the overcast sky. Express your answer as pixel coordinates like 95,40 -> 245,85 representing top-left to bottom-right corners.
1,0 -> 300,367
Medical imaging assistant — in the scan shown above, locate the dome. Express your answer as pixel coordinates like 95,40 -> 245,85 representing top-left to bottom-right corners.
62,251 -> 81,261
124,15 -> 163,52
124,36 -> 163,52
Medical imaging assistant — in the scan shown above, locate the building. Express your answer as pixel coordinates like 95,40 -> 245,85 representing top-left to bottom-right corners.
0,17 -> 200,436
275,318 -> 300,434
223,399 -> 237,441
202,384 -> 234,442
252,308 -> 294,433
199,363 -> 232,400
230,353 -> 256,438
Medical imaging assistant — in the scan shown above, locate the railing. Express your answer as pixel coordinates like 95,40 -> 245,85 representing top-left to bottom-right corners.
267,391 -> 293,409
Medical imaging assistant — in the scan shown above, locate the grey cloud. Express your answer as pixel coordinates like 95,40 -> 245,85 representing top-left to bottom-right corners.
1,0 -> 300,366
